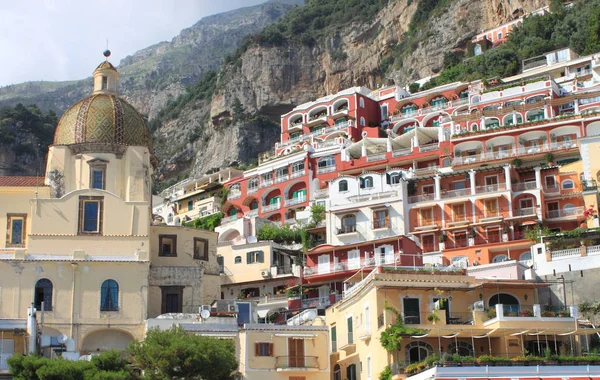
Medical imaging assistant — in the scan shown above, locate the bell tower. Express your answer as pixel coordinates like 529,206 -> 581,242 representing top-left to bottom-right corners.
92,49 -> 119,95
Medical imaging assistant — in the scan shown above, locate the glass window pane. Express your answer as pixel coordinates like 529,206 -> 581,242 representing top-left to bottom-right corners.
92,170 -> 103,189
11,219 -> 23,244
83,202 -> 99,232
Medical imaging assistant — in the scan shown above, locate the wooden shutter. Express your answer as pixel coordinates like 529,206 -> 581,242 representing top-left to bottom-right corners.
255,342 -> 259,356
268,343 -> 274,356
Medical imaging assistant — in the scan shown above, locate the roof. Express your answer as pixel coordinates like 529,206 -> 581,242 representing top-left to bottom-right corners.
0,176 -> 45,187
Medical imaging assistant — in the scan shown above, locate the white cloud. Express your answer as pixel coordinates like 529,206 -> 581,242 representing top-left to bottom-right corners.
0,0 -> 267,86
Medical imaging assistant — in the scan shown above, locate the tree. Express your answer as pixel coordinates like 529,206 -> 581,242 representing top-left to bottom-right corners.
127,327 -> 237,380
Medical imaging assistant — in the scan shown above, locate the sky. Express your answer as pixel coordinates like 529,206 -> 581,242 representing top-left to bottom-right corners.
0,0 -> 268,87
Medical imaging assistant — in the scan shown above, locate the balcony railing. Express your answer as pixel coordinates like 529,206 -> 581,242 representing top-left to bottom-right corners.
582,179 -> 598,191
284,197 -> 306,207
392,148 -> 412,157
301,296 -> 332,308
551,247 -> 581,259
366,153 -> 386,162
317,165 -> 336,174
408,193 -> 435,203
413,166 -> 439,175
373,219 -> 390,229
336,225 -> 358,235
275,356 -> 319,369
440,188 -> 469,199
312,188 -> 328,199
259,179 -> 274,188
245,209 -> 259,218
512,182 -> 538,191
228,192 -> 241,200
303,254 -> 400,277
221,215 -> 239,224
475,183 -> 506,193
291,169 -> 305,178
513,207 -> 537,216
248,186 -> 258,194
546,206 -> 584,219
262,203 -> 281,213
275,175 -> 289,183
347,190 -> 397,203
419,143 -> 440,153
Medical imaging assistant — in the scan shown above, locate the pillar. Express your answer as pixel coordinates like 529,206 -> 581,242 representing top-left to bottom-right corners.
386,137 -> 392,152
361,143 -> 367,158
512,111 -> 517,125
434,175 -> 441,201
574,100 -> 580,115
469,169 -> 476,195
534,166 -> 542,189
503,164 -> 511,190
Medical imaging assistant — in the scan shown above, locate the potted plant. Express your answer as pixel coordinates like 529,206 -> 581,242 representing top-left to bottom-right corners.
541,310 -> 556,317
512,158 -> 522,167
439,234 -> 447,243
427,312 -> 440,323
545,153 -> 554,165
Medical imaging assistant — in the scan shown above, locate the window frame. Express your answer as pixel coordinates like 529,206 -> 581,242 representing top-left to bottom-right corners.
6,213 -> 27,247
247,250 -> 264,264
100,279 -> 119,312
78,196 -> 104,235
158,234 -> 178,257
34,278 -> 53,311
87,159 -> 108,190
561,179 -> 575,190
338,180 -> 349,192
234,256 -> 242,264
193,237 -> 209,261
255,342 -> 274,357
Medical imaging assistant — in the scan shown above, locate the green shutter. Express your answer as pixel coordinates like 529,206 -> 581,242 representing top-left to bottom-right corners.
247,251 -> 252,263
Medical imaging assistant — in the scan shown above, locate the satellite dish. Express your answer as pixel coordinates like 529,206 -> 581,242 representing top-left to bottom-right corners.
57,334 -> 69,344
247,236 -> 257,244
200,309 -> 211,319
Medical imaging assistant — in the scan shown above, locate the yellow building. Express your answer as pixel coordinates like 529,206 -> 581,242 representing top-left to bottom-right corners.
326,267 -> 588,380
0,56 -> 220,364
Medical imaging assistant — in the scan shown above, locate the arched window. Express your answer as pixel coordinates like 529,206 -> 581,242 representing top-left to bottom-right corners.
360,117 -> 366,127
229,183 -> 241,199
34,279 -> 53,311
519,252 -> 531,261
388,172 -> 402,185
338,180 -> 349,192
448,342 -> 474,356
563,203 -> 576,215
360,176 -> 373,189
248,178 -> 258,193
492,254 -> 508,263
405,341 -> 434,364
100,279 -> 119,311
489,293 -> 519,310
234,256 -> 242,264
333,364 -> 342,380
359,98 -> 365,108
561,179 -> 575,190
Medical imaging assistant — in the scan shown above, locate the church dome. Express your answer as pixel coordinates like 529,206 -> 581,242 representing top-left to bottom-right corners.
52,57 -> 153,152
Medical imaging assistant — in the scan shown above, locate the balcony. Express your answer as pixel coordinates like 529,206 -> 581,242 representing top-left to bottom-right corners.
413,166 -> 439,176
366,153 -> 386,162
280,135 -> 305,147
228,191 -> 241,200
336,225 -> 358,235
545,206 -> 584,220
275,175 -> 289,184
248,186 -> 258,194
317,165 -> 336,174
512,182 -> 538,192
372,219 -> 390,229
275,356 -> 319,371
303,254 -> 401,277
312,188 -> 328,199
440,188 -> 469,199
419,143 -> 440,153
284,197 -> 306,207
321,122 -> 348,134
582,179 -> 598,191
306,114 -> 328,127
542,185 -> 560,195
291,169 -> 305,179
262,203 -> 281,213
392,148 -> 412,157
408,193 -> 435,204
413,219 -> 438,231
259,179 -> 274,188
245,209 -> 259,218
446,217 -> 470,227
221,215 -> 239,225
452,155 -> 481,166
511,207 -> 537,217
301,296 -> 333,308
475,183 -> 506,194
347,190 -> 397,203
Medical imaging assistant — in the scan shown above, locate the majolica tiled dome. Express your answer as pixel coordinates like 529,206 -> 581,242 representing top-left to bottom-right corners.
53,94 -> 152,149
52,59 -> 153,151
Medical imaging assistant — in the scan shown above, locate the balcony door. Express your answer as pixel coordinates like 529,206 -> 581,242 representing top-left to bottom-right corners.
545,176 -> 557,189
348,250 -> 360,269
288,338 -> 305,367
318,254 -> 330,274
484,199 -> 498,217
421,234 -> 435,252
452,204 -> 466,222
485,175 -> 498,190
487,227 -> 501,243
420,208 -> 433,226
547,202 -> 559,218
374,246 -> 394,265
403,297 -> 420,324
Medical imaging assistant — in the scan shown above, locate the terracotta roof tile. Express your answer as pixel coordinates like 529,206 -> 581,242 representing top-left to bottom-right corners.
0,176 -> 46,187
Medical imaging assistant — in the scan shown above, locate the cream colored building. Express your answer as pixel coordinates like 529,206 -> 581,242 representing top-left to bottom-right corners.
326,268 -> 588,380
0,57 -> 219,363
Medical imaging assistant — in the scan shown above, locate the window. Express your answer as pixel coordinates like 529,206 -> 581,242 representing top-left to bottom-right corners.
248,178 -> 258,193
387,172 -> 401,184
101,76 -> 108,89
87,158 -> 108,189
341,214 -> 356,233
194,237 -> 209,260
255,342 -> 273,356
291,161 -> 304,176
360,176 -> 373,189
359,97 -> 365,108
562,179 -> 575,190
318,156 -> 335,169
373,210 -> 389,229
161,286 -> 183,314
360,117 -> 366,126
187,200 -> 193,211
331,326 -> 337,352
339,180 -> 349,192
366,356 -> 371,379
159,235 -> 177,256
474,44 -> 482,56
229,183 -> 241,198
234,256 -> 242,264
497,32 -> 502,39
247,250 -> 264,264
34,278 -> 53,311
100,279 -> 119,311
381,104 -> 389,120
78,196 -> 103,235
6,214 -> 26,247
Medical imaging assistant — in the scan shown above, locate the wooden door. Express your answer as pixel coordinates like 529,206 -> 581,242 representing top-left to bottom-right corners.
288,338 -> 305,367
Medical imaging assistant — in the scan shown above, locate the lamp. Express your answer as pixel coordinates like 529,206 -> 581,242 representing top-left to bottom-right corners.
524,294 -> 528,301
479,293 -> 483,300
404,294 -> 410,299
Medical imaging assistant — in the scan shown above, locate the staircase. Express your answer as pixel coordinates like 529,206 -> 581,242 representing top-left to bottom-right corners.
0,373 -> 12,380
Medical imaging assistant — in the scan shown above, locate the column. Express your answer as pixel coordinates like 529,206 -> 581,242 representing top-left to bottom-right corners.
574,99 -> 580,115
469,169 -> 476,195
481,116 -> 486,130
434,175 -> 441,201
544,104 -> 551,119
386,137 -> 392,152
361,143 -> 367,158
413,134 -> 419,148
534,166 -> 542,189
503,164 -> 511,190
512,111 -> 517,125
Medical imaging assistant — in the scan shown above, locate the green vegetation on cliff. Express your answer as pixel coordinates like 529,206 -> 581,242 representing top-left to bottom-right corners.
0,103 -> 57,174
417,0 -> 600,90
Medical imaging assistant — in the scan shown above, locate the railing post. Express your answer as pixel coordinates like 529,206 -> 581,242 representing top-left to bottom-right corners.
533,304 -> 541,318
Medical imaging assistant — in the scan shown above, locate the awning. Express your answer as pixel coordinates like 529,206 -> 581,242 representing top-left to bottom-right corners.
521,220 -> 539,226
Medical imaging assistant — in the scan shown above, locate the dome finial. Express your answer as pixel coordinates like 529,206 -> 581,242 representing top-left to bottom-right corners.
103,38 -> 111,60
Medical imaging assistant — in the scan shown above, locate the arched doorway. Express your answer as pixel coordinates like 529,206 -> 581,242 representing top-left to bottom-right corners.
489,293 -> 520,314
448,341 -> 474,356
81,329 -> 134,353
405,341 -> 434,364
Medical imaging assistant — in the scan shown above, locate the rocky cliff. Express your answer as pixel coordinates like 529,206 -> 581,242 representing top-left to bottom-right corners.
181,0 -> 546,180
